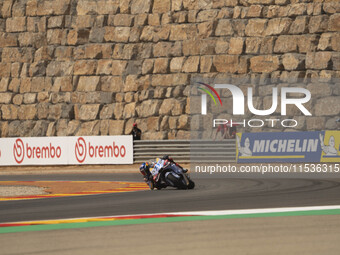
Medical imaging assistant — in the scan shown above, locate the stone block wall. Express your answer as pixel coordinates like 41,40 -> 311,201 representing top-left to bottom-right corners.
0,0 -> 339,139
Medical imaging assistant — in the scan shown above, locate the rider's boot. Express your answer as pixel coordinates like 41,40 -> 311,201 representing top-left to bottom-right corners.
146,174 -> 155,190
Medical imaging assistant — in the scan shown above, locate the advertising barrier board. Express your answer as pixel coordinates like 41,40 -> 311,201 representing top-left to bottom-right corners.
0,136 -> 133,166
236,131 -> 340,163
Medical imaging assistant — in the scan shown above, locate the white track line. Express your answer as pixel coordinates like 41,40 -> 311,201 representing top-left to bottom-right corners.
168,205 -> 340,216
3,205 -> 340,224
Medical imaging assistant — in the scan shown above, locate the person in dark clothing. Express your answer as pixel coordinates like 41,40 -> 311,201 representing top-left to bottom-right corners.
228,125 -> 237,139
130,123 -> 141,140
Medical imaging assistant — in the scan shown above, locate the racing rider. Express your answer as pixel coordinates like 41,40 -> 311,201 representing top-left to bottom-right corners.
139,156 -> 187,189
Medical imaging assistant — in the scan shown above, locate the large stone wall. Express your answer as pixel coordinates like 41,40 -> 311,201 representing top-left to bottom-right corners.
0,0 -> 339,139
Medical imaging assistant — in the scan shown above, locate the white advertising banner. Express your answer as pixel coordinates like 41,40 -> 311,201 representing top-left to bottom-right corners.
0,136 -> 133,166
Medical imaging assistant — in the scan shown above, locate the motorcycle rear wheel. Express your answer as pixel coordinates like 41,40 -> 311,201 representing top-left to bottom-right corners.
188,180 -> 195,189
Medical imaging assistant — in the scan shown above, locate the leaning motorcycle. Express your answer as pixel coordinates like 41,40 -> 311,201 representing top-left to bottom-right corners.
151,162 -> 195,190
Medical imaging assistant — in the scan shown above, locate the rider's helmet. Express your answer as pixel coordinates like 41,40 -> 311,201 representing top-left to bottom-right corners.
140,163 -> 146,170
140,162 -> 149,170
139,162 -> 149,176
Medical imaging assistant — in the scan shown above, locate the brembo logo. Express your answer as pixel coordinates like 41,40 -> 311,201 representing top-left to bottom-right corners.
13,138 -> 62,164
75,137 -> 127,163
13,139 -> 25,164
75,137 -> 87,163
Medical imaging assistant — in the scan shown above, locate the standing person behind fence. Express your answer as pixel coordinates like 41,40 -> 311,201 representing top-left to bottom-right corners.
227,124 -> 237,139
213,124 -> 228,140
130,123 -> 141,140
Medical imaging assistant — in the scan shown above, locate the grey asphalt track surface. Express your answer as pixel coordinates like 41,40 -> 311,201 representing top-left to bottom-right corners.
1,173 -> 340,255
1,173 -> 340,223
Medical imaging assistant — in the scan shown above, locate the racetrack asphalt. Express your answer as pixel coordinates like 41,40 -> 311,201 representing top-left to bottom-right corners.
1,173 -> 340,255
1,173 -> 340,223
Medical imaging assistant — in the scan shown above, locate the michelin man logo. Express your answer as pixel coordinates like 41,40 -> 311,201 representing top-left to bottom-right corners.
320,134 -> 339,157
236,136 -> 252,156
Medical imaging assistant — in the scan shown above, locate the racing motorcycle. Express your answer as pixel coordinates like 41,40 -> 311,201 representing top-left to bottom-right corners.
148,162 -> 195,190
